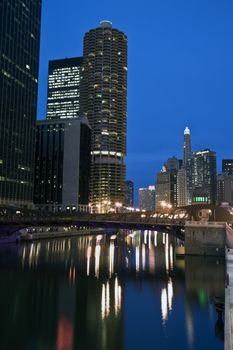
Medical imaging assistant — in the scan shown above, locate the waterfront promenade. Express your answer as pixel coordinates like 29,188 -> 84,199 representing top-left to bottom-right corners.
225,249 -> 233,350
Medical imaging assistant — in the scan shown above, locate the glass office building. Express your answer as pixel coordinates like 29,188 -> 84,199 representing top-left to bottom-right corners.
46,57 -> 83,120
0,0 -> 42,207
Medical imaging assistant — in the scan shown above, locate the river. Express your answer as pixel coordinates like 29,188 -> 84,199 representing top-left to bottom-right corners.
0,229 -> 224,350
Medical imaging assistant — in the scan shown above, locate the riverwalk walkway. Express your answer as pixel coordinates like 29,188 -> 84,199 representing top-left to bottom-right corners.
225,249 -> 233,350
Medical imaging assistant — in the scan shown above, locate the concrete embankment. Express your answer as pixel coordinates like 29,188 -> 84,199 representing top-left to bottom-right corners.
0,227 -> 116,244
185,221 -> 226,256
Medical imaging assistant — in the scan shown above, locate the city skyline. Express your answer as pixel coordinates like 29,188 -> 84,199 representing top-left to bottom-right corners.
37,0 -> 233,197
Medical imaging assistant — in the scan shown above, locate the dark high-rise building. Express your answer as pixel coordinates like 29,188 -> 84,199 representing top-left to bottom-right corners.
187,149 -> 217,205
217,174 -> 233,206
139,186 -> 155,211
124,180 -> 134,207
81,21 -> 128,212
183,127 -> 192,167
155,170 -> 171,209
0,0 -> 42,207
34,117 -> 91,211
46,57 -> 83,120
222,159 -> 233,175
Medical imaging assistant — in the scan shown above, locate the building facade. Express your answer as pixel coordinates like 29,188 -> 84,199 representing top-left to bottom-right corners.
217,174 -> 233,206
222,159 -> 233,175
187,149 -> 217,205
183,127 -> 192,167
34,118 -> 91,211
139,186 -> 155,211
124,180 -> 134,207
0,0 -> 42,207
81,21 -> 128,212
155,170 -> 171,209
177,168 -> 188,207
46,57 -> 83,120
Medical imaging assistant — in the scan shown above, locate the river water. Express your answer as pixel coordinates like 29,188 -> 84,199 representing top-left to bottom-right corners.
0,230 -> 224,350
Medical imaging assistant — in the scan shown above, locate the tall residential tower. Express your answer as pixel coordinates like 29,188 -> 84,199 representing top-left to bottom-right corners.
0,0 -> 42,207
81,21 -> 128,212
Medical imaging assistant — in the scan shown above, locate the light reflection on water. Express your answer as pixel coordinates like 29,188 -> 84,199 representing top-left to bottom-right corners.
0,229 -> 224,350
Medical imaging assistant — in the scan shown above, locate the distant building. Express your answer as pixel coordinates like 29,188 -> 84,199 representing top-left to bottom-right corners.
177,168 -> 188,207
46,57 -> 83,120
155,157 -> 180,209
222,159 -> 233,175
139,186 -> 155,211
217,174 -> 233,205
166,157 -> 180,171
166,157 -> 180,207
187,149 -> 217,205
155,170 -> 171,209
0,0 -> 42,207
183,127 -> 192,167
191,188 -> 209,205
124,180 -> 134,207
34,117 -> 91,211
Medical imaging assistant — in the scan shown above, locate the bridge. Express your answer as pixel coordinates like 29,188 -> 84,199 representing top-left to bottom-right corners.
0,204 -> 232,227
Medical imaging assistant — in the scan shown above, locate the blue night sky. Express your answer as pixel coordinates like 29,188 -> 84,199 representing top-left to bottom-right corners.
37,0 -> 233,202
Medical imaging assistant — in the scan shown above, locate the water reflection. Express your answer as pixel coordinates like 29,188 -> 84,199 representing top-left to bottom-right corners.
0,230 -> 224,350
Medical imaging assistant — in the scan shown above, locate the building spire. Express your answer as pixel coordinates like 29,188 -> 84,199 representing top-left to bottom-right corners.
183,126 -> 192,167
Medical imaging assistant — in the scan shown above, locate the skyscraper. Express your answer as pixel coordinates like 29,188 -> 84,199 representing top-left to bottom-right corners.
0,0 -> 42,207
81,21 -> 128,212
187,149 -> 217,205
34,117 -> 91,211
183,127 -> 192,167
156,157 -> 180,209
177,168 -> 188,207
217,174 -> 233,206
176,127 -> 191,206
222,159 -> 233,175
124,180 -> 134,207
139,186 -> 155,211
46,57 -> 83,120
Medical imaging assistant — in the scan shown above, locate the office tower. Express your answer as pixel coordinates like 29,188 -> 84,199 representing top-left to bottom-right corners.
81,21 -> 128,212
177,168 -> 188,207
166,157 -> 180,207
166,157 -> 180,172
187,149 -> 217,205
183,127 -> 192,167
139,186 -> 155,211
155,157 -> 180,209
217,174 -> 233,206
222,159 -> 233,175
124,180 -> 134,207
0,0 -> 42,207
46,57 -> 83,120
180,127 -> 191,205
34,117 -> 91,212
155,169 -> 171,209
